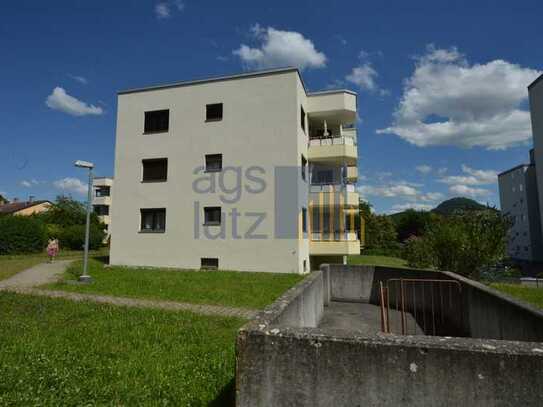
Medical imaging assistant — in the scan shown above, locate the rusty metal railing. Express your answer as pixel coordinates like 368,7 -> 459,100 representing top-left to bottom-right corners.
379,279 -> 462,336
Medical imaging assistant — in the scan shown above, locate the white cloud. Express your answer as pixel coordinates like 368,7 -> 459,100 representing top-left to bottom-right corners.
416,165 -> 432,174
233,24 -> 326,70
346,63 -> 378,91
437,167 -> 448,176
439,164 -> 497,186
53,177 -> 87,195
19,179 -> 39,188
419,192 -> 444,202
68,74 -> 88,85
449,184 -> 491,197
155,1 -> 183,19
377,45 -> 541,150
358,183 -> 418,198
46,87 -> 103,117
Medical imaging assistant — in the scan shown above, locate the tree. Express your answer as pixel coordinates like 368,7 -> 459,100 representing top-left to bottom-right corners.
404,210 -> 511,278
393,209 -> 435,242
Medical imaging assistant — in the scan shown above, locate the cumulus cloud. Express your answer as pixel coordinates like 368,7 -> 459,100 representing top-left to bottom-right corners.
233,24 -> 326,70
346,63 -> 378,91
449,184 -> 491,197
46,87 -> 103,116
439,164 -> 497,186
155,1 -> 184,19
359,183 -> 418,198
416,165 -> 432,174
377,45 -> 541,149
53,177 -> 87,195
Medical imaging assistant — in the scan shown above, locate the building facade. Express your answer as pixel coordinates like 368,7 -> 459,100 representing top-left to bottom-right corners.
498,152 -> 543,262
92,177 -> 113,241
498,74 -> 543,263
110,68 -> 360,273
0,199 -> 51,216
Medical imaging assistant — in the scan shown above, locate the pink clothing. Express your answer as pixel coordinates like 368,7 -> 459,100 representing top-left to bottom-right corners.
47,241 -> 59,257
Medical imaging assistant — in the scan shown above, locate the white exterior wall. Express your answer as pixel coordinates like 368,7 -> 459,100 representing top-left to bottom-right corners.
110,71 -> 310,273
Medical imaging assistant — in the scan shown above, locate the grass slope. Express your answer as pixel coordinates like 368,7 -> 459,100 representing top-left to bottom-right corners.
348,255 -> 407,268
490,283 -> 543,309
45,258 -> 304,310
0,292 -> 243,406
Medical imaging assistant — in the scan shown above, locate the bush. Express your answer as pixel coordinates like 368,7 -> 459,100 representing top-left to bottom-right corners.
57,224 -> 105,251
403,236 -> 435,269
363,243 -> 403,258
0,216 -> 47,254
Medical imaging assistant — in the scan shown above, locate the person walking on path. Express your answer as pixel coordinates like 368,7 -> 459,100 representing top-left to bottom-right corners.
46,238 -> 59,263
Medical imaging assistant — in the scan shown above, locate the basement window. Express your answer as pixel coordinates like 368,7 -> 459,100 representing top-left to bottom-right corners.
140,208 -> 166,232
201,258 -> 219,269
144,109 -> 169,133
205,154 -> 223,172
206,103 -> 223,121
142,158 -> 168,182
204,206 -> 221,226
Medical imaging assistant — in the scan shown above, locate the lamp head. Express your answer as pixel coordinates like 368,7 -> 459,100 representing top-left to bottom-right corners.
74,160 -> 94,169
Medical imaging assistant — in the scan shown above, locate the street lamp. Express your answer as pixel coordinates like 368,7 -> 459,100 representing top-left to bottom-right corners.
74,160 -> 94,283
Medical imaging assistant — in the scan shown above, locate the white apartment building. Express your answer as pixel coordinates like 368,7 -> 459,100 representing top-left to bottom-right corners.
110,67 -> 360,274
92,177 -> 113,241
498,74 -> 543,263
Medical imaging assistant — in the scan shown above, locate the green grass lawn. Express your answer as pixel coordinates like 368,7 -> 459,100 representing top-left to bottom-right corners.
489,283 -> 543,310
347,254 -> 408,268
45,258 -> 304,309
0,248 -> 108,282
0,292 -> 242,405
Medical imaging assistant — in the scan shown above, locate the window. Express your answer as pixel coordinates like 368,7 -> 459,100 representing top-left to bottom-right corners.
95,186 -> 110,197
140,208 -> 166,232
204,206 -> 221,225
301,155 -> 307,181
142,158 -> 168,182
206,103 -> 223,121
205,154 -> 222,172
201,258 -> 219,269
313,169 -> 334,185
300,105 -> 306,132
303,259 -> 307,273
144,109 -> 169,133
93,205 -> 109,216
302,207 -> 307,234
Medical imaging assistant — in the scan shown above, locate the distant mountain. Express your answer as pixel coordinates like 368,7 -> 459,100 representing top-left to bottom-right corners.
431,197 -> 489,216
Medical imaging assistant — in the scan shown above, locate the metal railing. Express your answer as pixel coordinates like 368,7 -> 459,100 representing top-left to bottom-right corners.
309,184 -> 356,193
379,278 -> 463,336
311,231 -> 358,241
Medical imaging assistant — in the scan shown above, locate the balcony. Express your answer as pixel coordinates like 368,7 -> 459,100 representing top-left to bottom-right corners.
309,184 -> 359,207
309,231 -> 360,255
97,214 -> 111,225
93,195 -> 111,206
307,128 -> 358,165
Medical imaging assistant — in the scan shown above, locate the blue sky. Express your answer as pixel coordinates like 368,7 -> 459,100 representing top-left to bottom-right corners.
1,0 -> 542,213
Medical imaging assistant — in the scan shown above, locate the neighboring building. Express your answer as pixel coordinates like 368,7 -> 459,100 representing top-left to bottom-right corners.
498,73 -> 543,263
0,195 -> 8,205
529,74 -> 543,243
498,151 -> 543,262
110,67 -> 360,273
92,177 -> 113,241
0,199 -> 52,216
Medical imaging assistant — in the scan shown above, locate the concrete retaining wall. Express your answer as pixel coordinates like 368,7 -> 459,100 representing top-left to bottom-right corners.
237,265 -> 543,406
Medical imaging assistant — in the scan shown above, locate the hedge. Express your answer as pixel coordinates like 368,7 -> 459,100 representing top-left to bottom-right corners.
0,216 -> 47,255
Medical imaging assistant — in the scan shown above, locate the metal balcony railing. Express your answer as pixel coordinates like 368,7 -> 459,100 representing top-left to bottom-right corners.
310,231 -> 358,241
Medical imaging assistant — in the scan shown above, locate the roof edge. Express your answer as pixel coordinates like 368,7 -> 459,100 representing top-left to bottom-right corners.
528,73 -> 543,90
118,67 -> 301,95
498,163 -> 533,177
308,89 -> 357,97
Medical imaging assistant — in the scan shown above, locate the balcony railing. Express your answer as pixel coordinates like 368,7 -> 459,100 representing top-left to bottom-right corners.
309,183 -> 356,193
311,231 -> 358,241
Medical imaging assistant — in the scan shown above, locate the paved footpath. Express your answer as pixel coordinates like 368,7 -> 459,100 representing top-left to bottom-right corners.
0,260 -> 257,319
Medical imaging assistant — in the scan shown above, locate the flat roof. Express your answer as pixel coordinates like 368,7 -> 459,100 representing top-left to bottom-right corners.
498,163 -> 533,177
528,73 -> 543,90
118,67 -> 356,97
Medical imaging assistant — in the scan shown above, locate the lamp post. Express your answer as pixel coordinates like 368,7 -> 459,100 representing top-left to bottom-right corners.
74,160 -> 94,283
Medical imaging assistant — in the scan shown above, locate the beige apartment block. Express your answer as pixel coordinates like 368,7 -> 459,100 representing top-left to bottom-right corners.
92,177 -> 113,241
110,68 -> 360,273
